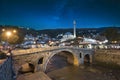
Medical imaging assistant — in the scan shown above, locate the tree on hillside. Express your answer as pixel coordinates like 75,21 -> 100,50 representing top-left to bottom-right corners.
101,27 -> 120,42
1,28 -> 24,45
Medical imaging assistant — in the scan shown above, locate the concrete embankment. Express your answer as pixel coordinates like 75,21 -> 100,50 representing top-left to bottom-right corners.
94,49 -> 120,69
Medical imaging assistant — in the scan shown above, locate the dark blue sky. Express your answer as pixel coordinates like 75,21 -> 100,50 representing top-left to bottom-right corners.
0,0 -> 120,30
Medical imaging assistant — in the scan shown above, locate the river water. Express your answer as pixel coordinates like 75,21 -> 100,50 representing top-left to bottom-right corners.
46,55 -> 120,80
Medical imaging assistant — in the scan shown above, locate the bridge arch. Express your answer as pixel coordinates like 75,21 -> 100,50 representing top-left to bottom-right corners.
38,57 -> 44,64
84,54 -> 90,63
43,49 -> 79,72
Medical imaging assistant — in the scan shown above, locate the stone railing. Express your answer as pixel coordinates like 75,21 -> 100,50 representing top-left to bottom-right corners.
10,46 -> 91,56
0,56 -> 15,80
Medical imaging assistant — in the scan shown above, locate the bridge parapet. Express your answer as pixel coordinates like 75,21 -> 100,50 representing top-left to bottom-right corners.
11,46 -> 94,56
12,47 -> 58,55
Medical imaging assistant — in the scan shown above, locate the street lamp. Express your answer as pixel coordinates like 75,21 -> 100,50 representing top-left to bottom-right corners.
5,31 -> 12,50
6,31 -> 12,40
2,29 -> 5,32
13,30 -> 16,33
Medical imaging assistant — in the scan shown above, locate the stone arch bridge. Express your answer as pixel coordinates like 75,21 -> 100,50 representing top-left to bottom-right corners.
11,47 -> 94,73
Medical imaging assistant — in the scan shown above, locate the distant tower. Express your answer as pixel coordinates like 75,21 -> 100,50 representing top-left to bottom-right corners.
73,20 -> 76,38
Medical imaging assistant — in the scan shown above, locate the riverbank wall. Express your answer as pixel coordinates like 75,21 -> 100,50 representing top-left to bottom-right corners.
94,49 -> 120,69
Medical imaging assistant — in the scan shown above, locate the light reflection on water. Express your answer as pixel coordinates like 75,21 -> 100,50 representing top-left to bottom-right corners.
47,65 -> 110,80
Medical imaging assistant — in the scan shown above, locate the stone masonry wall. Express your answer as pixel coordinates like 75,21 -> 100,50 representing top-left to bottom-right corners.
94,49 -> 120,69
0,57 -> 15,80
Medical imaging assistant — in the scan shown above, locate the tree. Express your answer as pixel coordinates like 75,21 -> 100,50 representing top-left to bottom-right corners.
8,34 -> 19,44
1,29 -> 24,45
101,27 -> 120,42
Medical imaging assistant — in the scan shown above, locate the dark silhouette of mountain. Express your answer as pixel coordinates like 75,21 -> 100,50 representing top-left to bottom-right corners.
0,25 -> 120,38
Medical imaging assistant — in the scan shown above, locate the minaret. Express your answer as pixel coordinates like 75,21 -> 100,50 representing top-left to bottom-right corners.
73,20 -> 76,38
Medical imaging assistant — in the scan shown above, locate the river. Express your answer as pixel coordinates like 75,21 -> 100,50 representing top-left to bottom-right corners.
46,55 -> 120,80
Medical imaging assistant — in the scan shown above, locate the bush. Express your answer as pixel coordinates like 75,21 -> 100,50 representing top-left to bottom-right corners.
0,51 -> 7,59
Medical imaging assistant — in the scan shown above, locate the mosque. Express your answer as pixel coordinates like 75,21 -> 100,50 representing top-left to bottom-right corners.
60,20 -> 108,47
60,20 -> 76,42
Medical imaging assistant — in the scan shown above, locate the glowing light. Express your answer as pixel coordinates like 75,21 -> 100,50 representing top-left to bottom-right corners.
2,29 -> 5,32
6,31 -> 12,37
13,30 -> 17,33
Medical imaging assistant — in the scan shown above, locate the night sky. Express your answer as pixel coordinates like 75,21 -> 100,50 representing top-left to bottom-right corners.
0,0 -> 120,30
